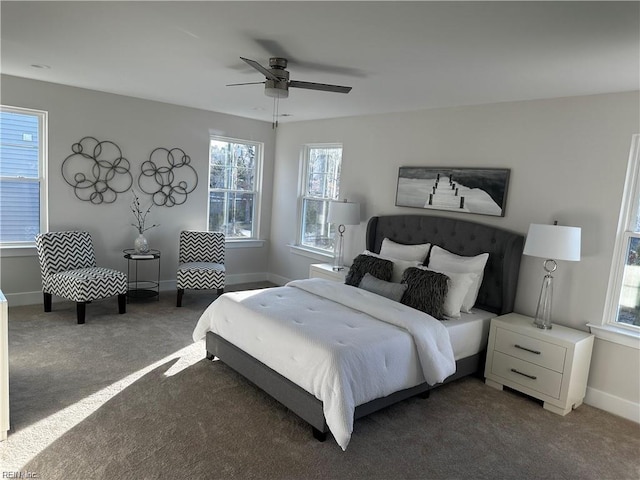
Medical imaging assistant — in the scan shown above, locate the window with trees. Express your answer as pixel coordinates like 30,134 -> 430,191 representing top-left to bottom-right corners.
0,105 -> 48,246
299,145 -> 342,253
604,134 -> 640,330
209,136 -> 262,240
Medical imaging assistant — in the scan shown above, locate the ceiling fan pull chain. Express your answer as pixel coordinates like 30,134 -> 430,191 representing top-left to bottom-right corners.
272,96 -> 279,129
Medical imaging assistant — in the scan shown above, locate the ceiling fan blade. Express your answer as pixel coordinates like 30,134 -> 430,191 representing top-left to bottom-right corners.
289,80 -> 352,94
252,38 -> 366,77
253,38 -> 289,59
240,57 -> 279,82
226,81 -> 266,87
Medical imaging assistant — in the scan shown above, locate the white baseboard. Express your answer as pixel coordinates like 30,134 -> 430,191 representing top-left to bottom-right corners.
227,272 -> 270,285
6,273 -> 273,307
585,386 -> 640,423
3,291 -> 42,307
266,273 -> 291,286
160,273 -> 270,291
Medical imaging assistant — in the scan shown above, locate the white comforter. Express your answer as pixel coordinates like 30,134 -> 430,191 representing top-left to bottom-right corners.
192,278 -> 455,450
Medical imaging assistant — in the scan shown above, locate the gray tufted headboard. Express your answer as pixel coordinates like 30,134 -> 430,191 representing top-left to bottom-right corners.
366,215 -> 524,315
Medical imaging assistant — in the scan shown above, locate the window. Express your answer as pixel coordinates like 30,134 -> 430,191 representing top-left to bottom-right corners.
603,134 -> 640,331
298,145 -> 342,253
208,136 -> 261,240
0,105 -> 48,246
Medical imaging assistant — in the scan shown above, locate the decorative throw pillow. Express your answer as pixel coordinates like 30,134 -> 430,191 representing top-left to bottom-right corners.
359,273 -> 408,302
418,267 -> 475,318
400,267 -> 449,320
428,246 -> 489,313
380,238 -> 431,262
345,254 -> 394,287
363,250 -> 422,283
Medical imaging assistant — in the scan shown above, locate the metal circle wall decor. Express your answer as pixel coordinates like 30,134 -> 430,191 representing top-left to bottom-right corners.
138,147 -> 198,207
61,136 -> 133,204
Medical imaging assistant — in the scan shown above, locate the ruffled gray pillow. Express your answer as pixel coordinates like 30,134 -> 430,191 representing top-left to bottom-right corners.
400,267 -> 449,320
345,254 -> 393,286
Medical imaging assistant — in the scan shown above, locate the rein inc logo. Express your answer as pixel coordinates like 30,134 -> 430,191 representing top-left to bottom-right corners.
2,473 -> 39,479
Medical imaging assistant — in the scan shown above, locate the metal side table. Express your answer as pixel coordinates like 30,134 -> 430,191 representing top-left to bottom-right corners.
123,249 -> 161,301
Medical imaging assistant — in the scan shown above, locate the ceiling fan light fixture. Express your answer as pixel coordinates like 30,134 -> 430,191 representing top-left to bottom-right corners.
264,79 -> 289,98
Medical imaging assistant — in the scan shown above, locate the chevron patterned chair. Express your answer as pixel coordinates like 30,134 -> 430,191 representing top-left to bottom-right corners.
176,230 -> 225,307
35,231 -> 127,324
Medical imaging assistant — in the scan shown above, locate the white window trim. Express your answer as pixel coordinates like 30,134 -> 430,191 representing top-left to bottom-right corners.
296,143 -> 342,256
591,134 -> 640,349
0,105 -> 48,248
289,243 -> 333,262
208,135 -> 263,242
226,239 -> 265,249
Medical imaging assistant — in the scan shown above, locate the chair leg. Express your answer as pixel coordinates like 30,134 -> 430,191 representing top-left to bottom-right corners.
76,302 -> 86,325
43,292 -> 52,312
177,288 -> 184,307
118,294 -> 126,314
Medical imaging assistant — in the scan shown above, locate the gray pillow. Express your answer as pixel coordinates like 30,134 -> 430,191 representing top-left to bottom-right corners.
345,254 -> 393,286
400,267 -> 449,320
359,273 -> 408,302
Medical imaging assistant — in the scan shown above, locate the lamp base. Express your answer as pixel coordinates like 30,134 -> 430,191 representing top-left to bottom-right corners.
333,225 -> 346,271
533,318 -> 552,330
532,263 -> 556,330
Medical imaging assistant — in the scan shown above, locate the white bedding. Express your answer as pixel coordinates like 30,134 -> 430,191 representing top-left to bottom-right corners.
444,308 -> 494,360
192,278 -> 456,450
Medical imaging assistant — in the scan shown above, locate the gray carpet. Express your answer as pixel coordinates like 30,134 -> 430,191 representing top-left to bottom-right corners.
2,285 -> 639,479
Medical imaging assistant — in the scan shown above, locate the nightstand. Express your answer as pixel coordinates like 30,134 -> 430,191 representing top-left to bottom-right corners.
484,313 -> 594,415
309,263 -> 347,282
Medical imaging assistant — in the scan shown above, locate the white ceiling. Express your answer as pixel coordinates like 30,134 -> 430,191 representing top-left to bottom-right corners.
1,1 -> 638,124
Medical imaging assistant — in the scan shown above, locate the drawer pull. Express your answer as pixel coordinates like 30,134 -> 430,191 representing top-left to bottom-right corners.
514,344 -> 541,355
510,368 -> 537,380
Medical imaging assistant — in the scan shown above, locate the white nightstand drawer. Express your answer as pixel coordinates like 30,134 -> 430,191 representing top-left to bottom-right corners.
495,328 -> 567,373
490,351 -> 563,399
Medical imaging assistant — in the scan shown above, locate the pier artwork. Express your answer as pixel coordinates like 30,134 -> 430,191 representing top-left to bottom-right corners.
395,167 -> 510,217
424,173 -> 468,211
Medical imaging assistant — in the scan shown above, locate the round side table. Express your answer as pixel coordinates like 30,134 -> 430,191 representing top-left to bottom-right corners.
123,249 -> 161,301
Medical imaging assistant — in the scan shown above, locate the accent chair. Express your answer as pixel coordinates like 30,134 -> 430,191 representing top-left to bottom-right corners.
176,230 -> 225,307
35,231 -> 127,324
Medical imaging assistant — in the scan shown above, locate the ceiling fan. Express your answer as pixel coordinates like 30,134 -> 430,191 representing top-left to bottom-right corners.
228,57 -> 352,98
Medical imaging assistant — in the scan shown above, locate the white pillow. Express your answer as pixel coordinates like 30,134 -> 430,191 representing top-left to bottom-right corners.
380,238 -> 431,262
428,245 -> 489,313
364,250 -> 421,283
419,267 -> 475,318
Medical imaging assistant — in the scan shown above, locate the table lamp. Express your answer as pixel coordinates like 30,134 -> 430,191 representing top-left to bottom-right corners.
523,222 -> 581,329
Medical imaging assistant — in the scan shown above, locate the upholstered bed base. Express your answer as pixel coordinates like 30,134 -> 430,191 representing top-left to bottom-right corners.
206,331 -> 484,440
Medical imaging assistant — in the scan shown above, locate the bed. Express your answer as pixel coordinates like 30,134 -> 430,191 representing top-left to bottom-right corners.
193,214 -> 524,450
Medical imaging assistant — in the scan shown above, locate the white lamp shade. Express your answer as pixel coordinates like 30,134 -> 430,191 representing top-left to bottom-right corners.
523,223 -> 581,261
328,201 -> 360,226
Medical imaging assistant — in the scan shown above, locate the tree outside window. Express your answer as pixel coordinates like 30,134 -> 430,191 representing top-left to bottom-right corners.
605,134 -> 640,329
209,137 -> 261,239
299,145 -> 342,252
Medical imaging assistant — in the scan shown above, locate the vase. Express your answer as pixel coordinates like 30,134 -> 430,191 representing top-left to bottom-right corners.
134,233 -> 150,254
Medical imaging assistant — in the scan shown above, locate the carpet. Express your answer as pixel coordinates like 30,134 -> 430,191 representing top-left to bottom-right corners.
2,285 -> 639,479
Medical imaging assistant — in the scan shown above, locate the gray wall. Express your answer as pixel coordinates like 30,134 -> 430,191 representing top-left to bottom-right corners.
268,91 -> 640,418
0,75 -> 276,303
2,74 -> 638,421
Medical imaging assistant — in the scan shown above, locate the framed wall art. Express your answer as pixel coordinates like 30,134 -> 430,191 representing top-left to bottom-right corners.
396,167 -> 510,217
